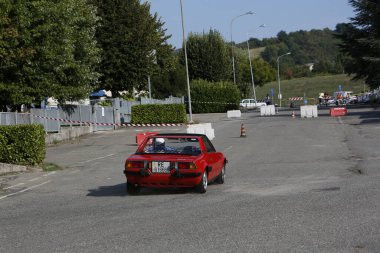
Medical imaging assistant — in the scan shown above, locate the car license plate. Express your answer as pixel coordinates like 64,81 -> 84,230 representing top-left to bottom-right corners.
152,161 -> 170,173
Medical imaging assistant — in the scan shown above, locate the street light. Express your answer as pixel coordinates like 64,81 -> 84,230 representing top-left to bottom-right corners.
246,24 -> 266,102
180,0 -> 193,123
277,52 -> 291,108
230,11 -> 254,85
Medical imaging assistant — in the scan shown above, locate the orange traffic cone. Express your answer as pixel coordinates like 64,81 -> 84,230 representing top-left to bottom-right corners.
240,124 -> 246,137
292,111 -> 295,119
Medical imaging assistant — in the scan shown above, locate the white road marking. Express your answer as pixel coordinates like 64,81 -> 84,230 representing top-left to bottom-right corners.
43,171 -> 56,177
69,170 -> 79,174
224,146 -> 233,152
0,181 -> 51,201
3,183 -> 25,190
338,117 -> 344,124
77,154 -> 115,164
28,177 -> 41,182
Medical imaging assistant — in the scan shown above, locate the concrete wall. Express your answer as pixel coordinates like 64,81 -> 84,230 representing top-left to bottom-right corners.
45,126 -> 93,144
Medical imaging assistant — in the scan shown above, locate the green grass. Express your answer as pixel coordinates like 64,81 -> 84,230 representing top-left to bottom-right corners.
254,74 -> 366,104
251,47 -> 266,59
40,163 -> 62,172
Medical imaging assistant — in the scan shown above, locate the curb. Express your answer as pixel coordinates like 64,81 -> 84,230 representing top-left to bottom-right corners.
0,163 -> 28,175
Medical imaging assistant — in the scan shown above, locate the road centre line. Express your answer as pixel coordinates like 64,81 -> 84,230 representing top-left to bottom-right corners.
3,183 -> 25,190
77,154 -> 115,164
0,181 -> 51,201
224,146 -> 233,152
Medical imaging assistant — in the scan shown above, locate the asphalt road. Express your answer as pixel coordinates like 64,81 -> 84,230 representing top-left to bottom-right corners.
0,106 -> 379,253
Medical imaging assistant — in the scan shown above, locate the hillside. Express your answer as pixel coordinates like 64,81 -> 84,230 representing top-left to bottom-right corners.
251,47 -> 265,59
237,28 -> 345,77
254,74 -> 365,104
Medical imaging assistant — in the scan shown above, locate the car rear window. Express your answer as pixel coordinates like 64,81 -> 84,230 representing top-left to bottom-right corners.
139,137 -> 201,155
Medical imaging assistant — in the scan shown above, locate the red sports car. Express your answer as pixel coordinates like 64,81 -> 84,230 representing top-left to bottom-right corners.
124,133 -> 227,194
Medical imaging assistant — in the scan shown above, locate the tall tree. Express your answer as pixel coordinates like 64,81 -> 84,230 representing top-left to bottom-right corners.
151,56 -> 187,99
338,0 -> 380,89
234,48 -> 275,97
93,0 -> 175,97
0,0 -> 100,110
0,0 -> 33,110
182,29 -> 231,82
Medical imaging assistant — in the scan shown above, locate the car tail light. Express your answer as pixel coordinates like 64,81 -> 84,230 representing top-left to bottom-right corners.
126,161 -> 144,169
178,162 -> 196,170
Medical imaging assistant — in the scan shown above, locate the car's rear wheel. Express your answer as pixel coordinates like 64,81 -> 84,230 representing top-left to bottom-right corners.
197,171 -> 208,194
216,164 -> 225,184
126,182 -> 140,195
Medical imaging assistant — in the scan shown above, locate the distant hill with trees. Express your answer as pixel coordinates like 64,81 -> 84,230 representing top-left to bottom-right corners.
237,28 -> 345,78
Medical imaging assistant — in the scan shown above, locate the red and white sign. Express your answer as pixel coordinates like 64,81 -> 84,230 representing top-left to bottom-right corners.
289,97 -> 304,101
330,107 -> 347,117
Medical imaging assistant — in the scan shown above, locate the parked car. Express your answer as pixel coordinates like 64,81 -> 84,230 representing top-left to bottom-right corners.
349,95 -> 358,104
124,133 -> 227,194
239,99 -> 267,109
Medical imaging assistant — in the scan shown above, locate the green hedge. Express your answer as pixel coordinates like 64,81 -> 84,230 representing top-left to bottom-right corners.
190,79 -> 240,113
131,104 -> 187,124
0,124 -> 45,165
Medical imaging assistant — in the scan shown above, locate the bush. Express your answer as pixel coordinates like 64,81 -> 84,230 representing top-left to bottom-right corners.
190,80 -> 240,113
0,124 -> 45,165
131,104 -> 187,124
0,134 -> 6,162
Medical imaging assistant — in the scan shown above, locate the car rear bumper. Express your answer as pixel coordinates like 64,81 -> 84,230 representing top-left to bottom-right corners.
124,169 -> 202,188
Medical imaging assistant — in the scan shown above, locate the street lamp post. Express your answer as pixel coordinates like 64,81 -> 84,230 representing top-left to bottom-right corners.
148,49 -> 157,103
230,11 -> 254,85
246,24 -> 265,102
277,52 -> 291,108
180,0 -> 193,123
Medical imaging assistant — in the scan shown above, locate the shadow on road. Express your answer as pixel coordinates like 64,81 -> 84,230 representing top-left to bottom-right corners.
87,183 -> 192,197
348,108 -> 380,125
87,183 -> 127,197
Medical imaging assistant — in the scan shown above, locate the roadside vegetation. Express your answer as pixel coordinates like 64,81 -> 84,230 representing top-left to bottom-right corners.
0,125 -> 45,166
40,163 -> 62,172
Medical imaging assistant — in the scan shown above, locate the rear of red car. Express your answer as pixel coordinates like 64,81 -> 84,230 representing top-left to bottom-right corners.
125,154 -> 204,188
124,134 -> 226,194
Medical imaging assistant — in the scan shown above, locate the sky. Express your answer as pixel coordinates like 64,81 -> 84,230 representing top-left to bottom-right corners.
147,0 -> 355,49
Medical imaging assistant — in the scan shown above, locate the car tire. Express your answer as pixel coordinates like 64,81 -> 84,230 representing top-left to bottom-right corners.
126,182 -> 140,195
197,171 -> 208,194
216,164 -> 225,184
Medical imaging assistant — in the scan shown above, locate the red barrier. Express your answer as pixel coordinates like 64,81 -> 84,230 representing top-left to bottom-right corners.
330,107 -> 347,117
136,132 -> 158,146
